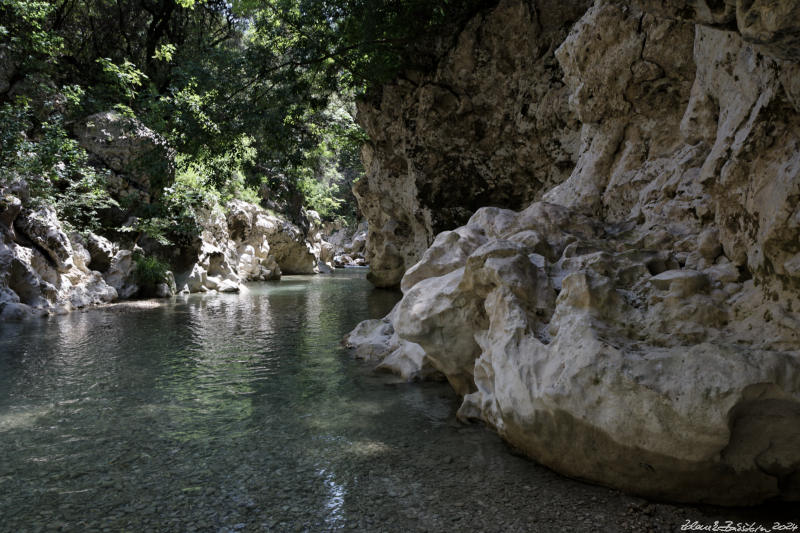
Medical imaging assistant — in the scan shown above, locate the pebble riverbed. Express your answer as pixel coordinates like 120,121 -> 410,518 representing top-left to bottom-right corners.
0,270 -> 795,532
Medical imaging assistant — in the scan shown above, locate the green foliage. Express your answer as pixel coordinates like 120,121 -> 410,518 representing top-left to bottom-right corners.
118,216 -> 172,246
0,0 -> 63,62
241,0 -> 491,93
53,170 -> 120,234
95,58 -> 147,104
133,254 -> 169,288
2,0 -> 490,238
0,102 -> 31,175
171,135 -> 261,205
118,138 -> 262,248
0,100 -> 118,232
127,182 -> 207,248
118,166 -> 210,248
298,173 -> 343,219
153,44 -> 176,62
289,94 -> 365,221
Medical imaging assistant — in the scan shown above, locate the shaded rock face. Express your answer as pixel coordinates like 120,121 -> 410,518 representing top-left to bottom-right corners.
347,0 -> 800,505
326,220 -> 369,268
86,232 -> 115,272
1,185 -> 119,320
276,208 -> 324,275
74,111 -> 175,203
103,249 -> 138,299
0,51 -> 13,95
355,0 -> 591,287
634,0 -> 800,61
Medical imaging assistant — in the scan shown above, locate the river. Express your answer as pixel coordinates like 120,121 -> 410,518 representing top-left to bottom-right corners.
0,269 -> 792,532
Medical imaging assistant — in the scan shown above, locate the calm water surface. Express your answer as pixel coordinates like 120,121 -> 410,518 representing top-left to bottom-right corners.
0,270 -> 792,532
0,270 -> 516,532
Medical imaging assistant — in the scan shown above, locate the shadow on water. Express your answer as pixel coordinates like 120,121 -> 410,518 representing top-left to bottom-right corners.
0,269 -> 797,532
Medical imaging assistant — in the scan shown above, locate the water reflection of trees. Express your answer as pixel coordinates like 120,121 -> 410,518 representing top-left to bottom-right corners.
157,291 -> 281,443
0,271 -> 412,529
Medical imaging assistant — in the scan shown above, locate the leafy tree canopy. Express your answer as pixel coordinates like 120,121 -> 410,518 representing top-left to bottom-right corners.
1,0 -> 492,239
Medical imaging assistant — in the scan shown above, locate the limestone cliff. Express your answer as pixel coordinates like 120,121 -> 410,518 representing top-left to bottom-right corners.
0,180 -> 121,319
349,0 -> 800,504
326,221 -> 369,267
355,0 -> 591,288
0,185 -> 333,318
74,111 -> 175,208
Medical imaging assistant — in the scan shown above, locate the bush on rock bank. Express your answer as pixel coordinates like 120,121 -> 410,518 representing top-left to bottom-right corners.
1,78 -> 348,318
0,176 -> 336,319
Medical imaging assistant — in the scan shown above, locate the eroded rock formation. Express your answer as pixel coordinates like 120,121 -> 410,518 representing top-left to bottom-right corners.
176,200 -> 323,294
1,184 -> 120,320
326,221 -> 369,267
348,0 -> 800,504
75,111 -> 175,204
1,184 -> 331,317
305,210 -> 336,272
354,0 -> 591,287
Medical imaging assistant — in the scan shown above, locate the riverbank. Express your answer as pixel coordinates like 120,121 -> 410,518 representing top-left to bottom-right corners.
2,175 -> 369,321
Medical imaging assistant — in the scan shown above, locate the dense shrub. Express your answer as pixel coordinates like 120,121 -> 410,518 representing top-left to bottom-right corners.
133,254 -> 170,293
0,100 -> 118,232
1,0 -> 490,235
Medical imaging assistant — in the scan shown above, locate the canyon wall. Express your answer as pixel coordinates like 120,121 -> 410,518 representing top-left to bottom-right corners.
349,0 -> 800,504
354,0 -> 591,287
0,184 -> 327,319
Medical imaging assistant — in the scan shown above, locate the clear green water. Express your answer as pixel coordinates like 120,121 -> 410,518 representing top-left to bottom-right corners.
0,270 -> 529,532
0,269 -> 790,532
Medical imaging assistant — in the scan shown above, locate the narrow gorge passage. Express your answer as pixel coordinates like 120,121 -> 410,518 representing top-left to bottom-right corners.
3,0 -> 800,528
0,271 -> 793,532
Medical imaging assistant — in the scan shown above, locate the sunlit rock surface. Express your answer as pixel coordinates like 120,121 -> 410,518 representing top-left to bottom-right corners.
103,249 -> 138,300
1,185 -> 119,319
348,0 -> 800,504
176,200 -> 325,294
327,220 -> 368,268
1,184 -> 332,314
306,209 -> 336,272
